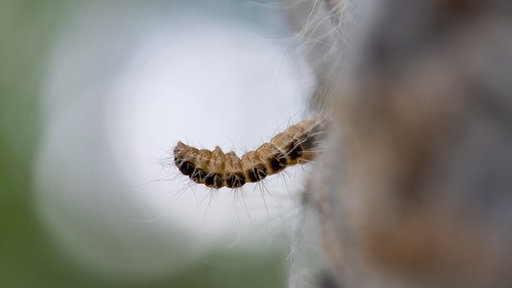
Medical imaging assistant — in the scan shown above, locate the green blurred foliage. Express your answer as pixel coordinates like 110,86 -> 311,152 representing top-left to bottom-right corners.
0,1 -> 286,287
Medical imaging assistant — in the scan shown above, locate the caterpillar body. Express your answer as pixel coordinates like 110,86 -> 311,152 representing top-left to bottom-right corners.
174,116 -> 328,189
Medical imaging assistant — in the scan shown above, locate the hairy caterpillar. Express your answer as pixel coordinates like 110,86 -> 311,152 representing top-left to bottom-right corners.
173,116 -> 328,189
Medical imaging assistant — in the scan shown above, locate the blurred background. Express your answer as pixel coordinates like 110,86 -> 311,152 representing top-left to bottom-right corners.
0,0 -> 316,287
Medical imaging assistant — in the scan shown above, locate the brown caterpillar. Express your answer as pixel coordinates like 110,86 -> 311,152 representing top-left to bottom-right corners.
173,116 -> 328,189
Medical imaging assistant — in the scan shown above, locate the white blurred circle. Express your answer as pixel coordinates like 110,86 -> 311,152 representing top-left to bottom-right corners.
35,4 -> 314,281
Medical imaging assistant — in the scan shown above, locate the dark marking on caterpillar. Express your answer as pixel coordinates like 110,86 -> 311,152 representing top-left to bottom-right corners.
173,116 -> 328,189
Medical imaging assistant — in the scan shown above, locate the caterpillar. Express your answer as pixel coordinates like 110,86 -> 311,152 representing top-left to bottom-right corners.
173,116 -> 328,189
